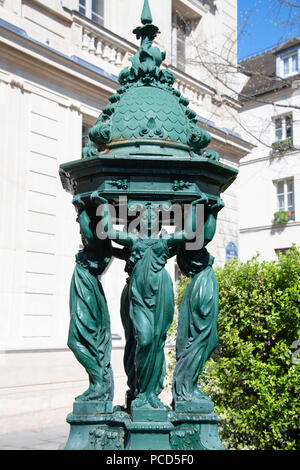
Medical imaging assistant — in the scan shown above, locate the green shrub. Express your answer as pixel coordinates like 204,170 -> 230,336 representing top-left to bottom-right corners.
168,246 -> 300,450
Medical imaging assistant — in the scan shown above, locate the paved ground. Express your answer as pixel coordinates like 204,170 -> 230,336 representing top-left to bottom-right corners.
0,424 -> 69,450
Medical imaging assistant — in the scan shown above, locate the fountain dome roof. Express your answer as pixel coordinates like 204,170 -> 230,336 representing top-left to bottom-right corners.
84,0 -> 216,161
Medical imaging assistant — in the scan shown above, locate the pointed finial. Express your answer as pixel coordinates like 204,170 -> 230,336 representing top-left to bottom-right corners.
141,0 -> 152,25
133,0 -> 159,43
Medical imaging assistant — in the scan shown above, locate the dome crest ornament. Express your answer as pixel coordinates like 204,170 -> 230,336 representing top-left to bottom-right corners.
87,0 -> 219,161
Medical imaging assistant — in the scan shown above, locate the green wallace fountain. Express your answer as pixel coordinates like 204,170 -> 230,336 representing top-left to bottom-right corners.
59,0 -> 237,451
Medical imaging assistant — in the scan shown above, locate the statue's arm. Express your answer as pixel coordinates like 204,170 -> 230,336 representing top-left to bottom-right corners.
204,198 -> 224,246
72,195 -> 94,242
90,192 -> 134,248
167,194 -> 208,248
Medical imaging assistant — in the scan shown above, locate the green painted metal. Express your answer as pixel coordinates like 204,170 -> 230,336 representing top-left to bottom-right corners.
68,195 -> 113,403
60,0 -> 238,450
86,0 -> 212,159
141,0 -> 153,25
172,199 -> 224,413
89,195 -> 207,411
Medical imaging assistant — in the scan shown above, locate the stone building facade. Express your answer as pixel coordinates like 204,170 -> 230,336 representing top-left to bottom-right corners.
238,38 -> 300,261
0,0 -> 251,431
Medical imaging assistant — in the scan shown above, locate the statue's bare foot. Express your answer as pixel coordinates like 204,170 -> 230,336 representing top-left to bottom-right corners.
131,393 -> 166,409
131,393 -> 148,409
148,394 -> 165,409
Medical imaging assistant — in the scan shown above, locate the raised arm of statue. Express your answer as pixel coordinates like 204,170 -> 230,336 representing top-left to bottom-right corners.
90,192 -> 134,248
72,194 -> 95,244
167,194 -> 209,248
68,193 -> 113,404
204,198 -> 224,246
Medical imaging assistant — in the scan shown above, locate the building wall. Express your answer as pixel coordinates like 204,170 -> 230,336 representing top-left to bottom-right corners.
0,0 -> 250,432
238,86 -> 300,261
238,151 -> 300,261
110,0 -> 237,79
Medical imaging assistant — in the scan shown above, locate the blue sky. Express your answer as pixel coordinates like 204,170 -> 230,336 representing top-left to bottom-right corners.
238,0 -> 300,61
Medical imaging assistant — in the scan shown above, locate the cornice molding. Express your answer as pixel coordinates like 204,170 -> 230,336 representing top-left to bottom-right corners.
240,220 -> 300,233
239,149 -> 300,166
0,26 -> 117,98
24,0 -> 73,24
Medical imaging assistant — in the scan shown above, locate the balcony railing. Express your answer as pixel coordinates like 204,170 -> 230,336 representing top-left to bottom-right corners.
73,11 -> 136,69
72,11 -> 218,113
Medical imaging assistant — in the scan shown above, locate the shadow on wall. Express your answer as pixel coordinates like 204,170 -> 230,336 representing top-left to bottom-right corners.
270,225 -> 287,236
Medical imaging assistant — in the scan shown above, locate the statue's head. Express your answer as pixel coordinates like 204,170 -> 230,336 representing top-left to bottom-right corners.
139,205 -> 160,237
177,247 -> 214,277
77,238 -> 112,275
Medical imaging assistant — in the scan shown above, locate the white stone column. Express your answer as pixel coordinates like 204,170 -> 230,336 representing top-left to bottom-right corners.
88,34 -> 96,54
95,38 -> 103,57
0,74 -> 30,349
82,29 -> 90,50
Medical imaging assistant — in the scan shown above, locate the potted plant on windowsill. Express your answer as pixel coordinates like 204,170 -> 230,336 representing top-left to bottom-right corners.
272,137 -> 293,153
273,210 -> 291,224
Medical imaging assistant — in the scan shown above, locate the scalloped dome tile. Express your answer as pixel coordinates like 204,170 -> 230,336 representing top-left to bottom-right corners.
157,110 -> 168,122
127,118 -> 140,131
139,104 -> 150,113
111,86 -> 189,145
168,113 -> 180,124
163,121 -> 175,133
174,122 -> 185,134
135,109 -> 146,121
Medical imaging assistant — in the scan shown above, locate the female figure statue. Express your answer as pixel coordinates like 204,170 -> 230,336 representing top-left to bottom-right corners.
111,247 -> 137,410
172,198 -> 224,410
68,195 -> 113,402
92,194 -> 206,409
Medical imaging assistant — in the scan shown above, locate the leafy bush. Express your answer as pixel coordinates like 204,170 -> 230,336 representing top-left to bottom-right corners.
168,246 -> 300,450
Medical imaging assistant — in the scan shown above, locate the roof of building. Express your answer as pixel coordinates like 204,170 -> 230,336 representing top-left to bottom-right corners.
239,37 -> 300,101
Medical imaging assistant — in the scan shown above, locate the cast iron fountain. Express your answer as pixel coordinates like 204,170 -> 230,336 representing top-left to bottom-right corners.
59,0 -> 237,450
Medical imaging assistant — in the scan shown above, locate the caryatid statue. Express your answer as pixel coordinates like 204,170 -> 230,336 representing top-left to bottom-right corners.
68,195 -> 113,402
91,192 -> 208,410
172,198 -> 224,411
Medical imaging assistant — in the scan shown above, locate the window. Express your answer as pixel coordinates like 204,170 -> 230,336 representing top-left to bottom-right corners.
79,0 -> 104,26
272,114 -> 293,152
282,52 -> 299,77
275,114 -> 293,142
275,248 -> 291,257
82,122 -> 90,150
175,14 -> 189,70
275,178 -> 295,221
172,10 -> 194,71
275,118 -> 283,141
